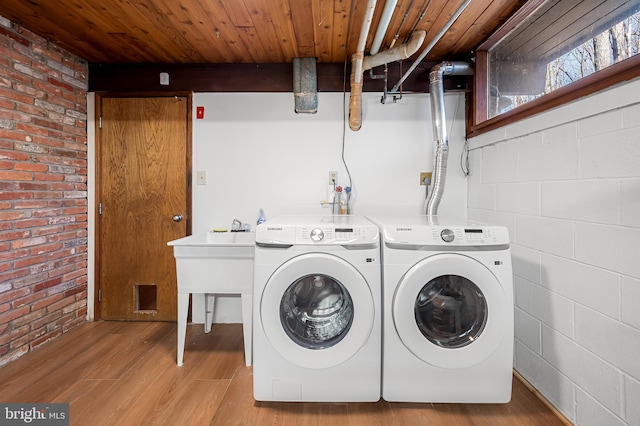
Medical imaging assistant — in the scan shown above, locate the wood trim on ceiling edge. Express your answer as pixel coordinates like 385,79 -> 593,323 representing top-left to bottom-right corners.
88,62 -> 468,93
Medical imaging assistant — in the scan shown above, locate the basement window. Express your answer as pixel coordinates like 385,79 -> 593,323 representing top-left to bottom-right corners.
471,0 -> 640,135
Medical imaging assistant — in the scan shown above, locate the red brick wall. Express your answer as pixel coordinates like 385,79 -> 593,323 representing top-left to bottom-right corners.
0,16 -> 88,366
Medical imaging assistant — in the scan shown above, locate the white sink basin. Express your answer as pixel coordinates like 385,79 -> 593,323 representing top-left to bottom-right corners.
205,231 -> 255,245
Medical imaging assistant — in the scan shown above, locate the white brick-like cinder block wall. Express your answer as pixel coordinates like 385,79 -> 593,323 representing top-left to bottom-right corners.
468,77 -> 640,425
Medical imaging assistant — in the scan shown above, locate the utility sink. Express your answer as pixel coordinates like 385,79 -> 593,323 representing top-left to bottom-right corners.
167,231 -> 255,367
167,231 -> 255,247
205,231 -> 255,245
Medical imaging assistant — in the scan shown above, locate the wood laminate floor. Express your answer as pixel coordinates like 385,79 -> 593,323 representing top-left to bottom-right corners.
0,321 -> 569,425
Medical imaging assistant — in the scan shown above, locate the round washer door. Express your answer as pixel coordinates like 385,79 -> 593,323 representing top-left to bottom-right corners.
393,253 -> 508,369
260,252 -> 375,369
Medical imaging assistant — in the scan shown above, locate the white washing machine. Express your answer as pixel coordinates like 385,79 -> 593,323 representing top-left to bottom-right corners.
253,215 -> 381,402
368,214 -> 513,403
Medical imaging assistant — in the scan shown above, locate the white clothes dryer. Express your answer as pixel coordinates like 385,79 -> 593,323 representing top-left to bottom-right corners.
368,214 -> 513,403
253,215 -> 381,402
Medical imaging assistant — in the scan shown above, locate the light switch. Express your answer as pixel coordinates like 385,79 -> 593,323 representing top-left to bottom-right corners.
159,72 -> 170,85
196,171 -> 206,185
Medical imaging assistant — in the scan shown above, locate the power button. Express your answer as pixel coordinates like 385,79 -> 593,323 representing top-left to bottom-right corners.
441,229 -> 455,243
310,228 -> 324,242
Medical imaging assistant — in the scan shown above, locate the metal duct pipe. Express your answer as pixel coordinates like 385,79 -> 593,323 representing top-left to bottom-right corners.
349,30 -> 425,131
370,0 -> 398,55
391,0 -> 472,93
425,61 -> 473,217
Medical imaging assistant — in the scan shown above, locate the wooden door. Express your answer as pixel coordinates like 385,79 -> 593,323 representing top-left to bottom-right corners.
98,96 -> 189,321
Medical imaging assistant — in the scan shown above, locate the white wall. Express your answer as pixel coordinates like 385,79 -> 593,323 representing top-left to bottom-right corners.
468,77 -> 640,426
191,91 -> 468,322
192,92 -> 467,231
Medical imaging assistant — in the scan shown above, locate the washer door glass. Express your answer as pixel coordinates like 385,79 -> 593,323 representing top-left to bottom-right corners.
415,275 -> 487,349
393,253 -> 508,369
280,274 -> 354,350
260,252 -> 375,369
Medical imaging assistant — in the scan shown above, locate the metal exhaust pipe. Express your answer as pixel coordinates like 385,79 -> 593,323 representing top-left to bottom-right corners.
425,61 -> 472,216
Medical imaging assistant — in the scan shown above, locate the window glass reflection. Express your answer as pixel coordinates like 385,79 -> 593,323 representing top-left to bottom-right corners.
488,1 -> 640,118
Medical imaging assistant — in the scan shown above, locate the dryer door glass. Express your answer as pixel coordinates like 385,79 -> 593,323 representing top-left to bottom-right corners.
280,274 -> 354,350
414,275 -> 487,348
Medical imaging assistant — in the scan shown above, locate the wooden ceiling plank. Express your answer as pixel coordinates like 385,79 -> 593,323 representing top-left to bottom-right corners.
264,0 -> 300,62
219,0 -> 254,28
149,0 -> 222,62
0,0 -> 121,62
383,0 -> 428,51
234,26 -> 275,63
430,0 -> 527,60
155,0 -> 239,63
54,0 -> 199,62
196,0 -> 257,63
241,0 -> 287,63
415,0 -> 448,37
312,0 -> 335,63
73,0 -> 189,62
463,0 -> 530,51
411,0 -> 461,62
426,2 -> 484,59
330,0 -> 351,63
0,0 -> 528,65
289,0 -> 317,53
125,0 -> 210,63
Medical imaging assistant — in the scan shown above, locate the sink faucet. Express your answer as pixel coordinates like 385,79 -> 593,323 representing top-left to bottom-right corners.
232,218 -> 242,231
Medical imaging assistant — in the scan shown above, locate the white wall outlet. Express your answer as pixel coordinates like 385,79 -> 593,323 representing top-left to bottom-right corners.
159,72 -> 170,85
196,170 -> 206,185
328,170 -> 338,184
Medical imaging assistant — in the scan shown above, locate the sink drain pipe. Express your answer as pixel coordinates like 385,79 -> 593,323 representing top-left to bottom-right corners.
425,61 -> 473,216
349,30 -> 425,131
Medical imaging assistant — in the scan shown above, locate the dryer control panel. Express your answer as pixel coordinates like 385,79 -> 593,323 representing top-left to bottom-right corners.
385,225 -> 509,248
434,227 -> 507,245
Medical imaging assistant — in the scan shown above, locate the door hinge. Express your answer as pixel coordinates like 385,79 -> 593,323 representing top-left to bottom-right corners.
98,288 -> 102,302
99,116 -> 102,129
98,202 -> 103,215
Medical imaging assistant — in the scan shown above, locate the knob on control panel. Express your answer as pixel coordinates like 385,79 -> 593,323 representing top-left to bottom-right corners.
310,228 -> 324,242
440,229 -> 455,243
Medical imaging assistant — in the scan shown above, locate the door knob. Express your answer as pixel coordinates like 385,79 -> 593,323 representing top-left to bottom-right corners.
172,214 -> 183,222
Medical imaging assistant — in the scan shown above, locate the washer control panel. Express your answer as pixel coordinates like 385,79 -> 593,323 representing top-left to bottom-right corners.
255,216 -> 380,246
298,226 -> 376,244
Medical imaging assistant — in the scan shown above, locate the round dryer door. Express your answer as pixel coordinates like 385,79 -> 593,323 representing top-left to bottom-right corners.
260,253 -> 374,369
393,253 -> 508,369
